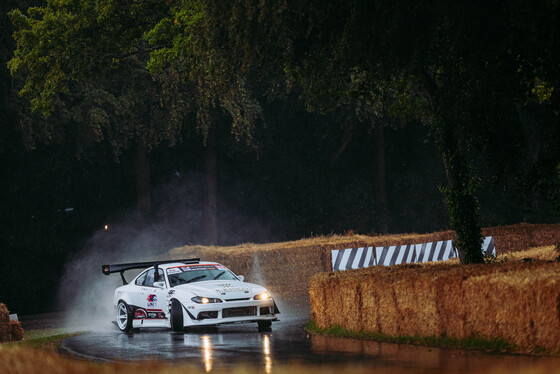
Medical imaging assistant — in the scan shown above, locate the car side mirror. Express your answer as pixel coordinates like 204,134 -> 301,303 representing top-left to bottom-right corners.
153,281 -> 165,289
237,275 -> 245,282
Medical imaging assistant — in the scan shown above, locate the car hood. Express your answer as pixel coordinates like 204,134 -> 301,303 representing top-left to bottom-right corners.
173,280 -> 267,300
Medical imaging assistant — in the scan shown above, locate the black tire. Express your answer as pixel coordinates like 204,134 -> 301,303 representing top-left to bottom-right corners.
170,299 -> 184,332
257,320 -> 272,331
116,300 -> 133,333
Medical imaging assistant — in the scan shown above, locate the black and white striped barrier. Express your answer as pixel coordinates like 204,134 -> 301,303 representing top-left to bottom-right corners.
331,236 -> 496,271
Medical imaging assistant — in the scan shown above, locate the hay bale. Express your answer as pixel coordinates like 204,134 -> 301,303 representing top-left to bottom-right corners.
0,303 -> 11,343
484,223 -> 560,254
9,320 -> 23,342
507,245 -> 557,262
370,269 -> 400,335
393,265 -> 438,337
321,276 -> 347,328
0,303 -> 9,323
169,222 -> 560,352
464,263 -> 560,352
309,258 -> 560,353
166,223 -> 560,310
357,276 -> 376,332
337,278 -> 363,331
0,322 -> 9,343
433,265 -> 473,339
309,273 -> 331,328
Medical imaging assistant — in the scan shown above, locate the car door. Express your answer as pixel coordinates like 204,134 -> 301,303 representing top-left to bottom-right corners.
133,270 -> 149,308
138,268 -> 168,320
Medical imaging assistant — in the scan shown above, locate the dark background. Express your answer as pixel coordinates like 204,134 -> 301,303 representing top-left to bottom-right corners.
1,1 -> 559,314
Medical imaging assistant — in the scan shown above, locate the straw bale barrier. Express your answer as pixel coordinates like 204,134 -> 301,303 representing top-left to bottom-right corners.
0,303 -> 22,343
483,223 -> 560,254
9,321 -> 23,342
167,223 -> 560,304
309,258 -> 560,353
166,231 -> 458,303
0,303 -> 9,343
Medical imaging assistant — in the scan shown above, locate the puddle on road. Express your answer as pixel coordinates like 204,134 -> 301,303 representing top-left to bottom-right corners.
311,334 -> 560,374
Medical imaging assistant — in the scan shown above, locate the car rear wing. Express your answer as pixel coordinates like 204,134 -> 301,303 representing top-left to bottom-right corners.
102,258 -> 200,285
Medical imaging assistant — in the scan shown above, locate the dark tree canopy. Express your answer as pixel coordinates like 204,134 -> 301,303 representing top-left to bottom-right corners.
2,0 -> 560,313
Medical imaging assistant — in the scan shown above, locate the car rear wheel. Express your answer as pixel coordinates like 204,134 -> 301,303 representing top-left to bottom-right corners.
257,320 -> 272,331
116,300 -> 133,333
170,299 -> 184,332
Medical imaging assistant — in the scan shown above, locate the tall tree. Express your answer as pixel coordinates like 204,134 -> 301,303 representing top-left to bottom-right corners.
145,0 -> 271,243
251,0 -> 559,263
10,0 -> 276,243
9,0 -> 191,215
269,1 -> 428,236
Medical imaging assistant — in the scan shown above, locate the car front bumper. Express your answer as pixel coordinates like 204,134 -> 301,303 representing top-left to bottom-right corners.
182,298 -> 279,327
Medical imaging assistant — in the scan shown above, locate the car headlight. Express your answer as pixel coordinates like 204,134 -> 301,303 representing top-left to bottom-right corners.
253,291 -> 271,300
191,296 -> 222,304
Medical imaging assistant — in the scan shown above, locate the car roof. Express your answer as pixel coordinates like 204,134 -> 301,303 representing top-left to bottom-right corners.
157,261 -> 220,270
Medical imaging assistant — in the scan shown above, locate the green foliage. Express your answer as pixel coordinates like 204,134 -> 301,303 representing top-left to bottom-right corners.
280,1 -> 498,263
144,0 -> 268,146
7,0 -> 560,234
8,330 -> 85,351
531,78 -> 554,104
484,253 -> 513,264
344,68 -> 428,124
435,145 -> 484,264
8,0 -> 190,156
442,184 -> 484,264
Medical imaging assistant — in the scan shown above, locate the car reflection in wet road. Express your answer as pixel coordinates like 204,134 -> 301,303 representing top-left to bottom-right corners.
177,330 -> 273,372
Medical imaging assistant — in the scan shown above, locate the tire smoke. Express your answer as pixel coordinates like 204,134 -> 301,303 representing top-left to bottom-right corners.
57,173 -> 274,331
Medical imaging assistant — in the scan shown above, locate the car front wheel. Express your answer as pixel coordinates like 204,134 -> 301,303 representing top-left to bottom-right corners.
170,299 -> 184,332
116,300 -> 133,333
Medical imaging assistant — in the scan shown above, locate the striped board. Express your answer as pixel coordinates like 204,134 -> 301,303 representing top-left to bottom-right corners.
331,236 -> 496,271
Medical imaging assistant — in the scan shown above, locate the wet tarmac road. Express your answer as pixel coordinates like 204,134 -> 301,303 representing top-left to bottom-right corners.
57,302 -> 560,373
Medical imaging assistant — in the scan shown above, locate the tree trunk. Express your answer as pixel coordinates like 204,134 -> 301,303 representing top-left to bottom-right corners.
373,125 -> 388,234
136,141 -> 151,215
330,122 -> 353,167
203,125 -> 218,245
437,124 -> 484,264
517,103 -> 541,218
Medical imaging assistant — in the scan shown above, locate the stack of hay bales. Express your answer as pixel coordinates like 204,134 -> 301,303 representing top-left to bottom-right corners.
309,260 -> 560,353
484,223 -> 560,254
0,303 -> 23,343
167,231 -> 460,303
0,303 -> 9,342
10,320 -> 24,342
165,223 -> 560,306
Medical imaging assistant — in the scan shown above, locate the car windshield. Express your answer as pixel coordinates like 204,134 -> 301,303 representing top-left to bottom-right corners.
167,264 -> 239,287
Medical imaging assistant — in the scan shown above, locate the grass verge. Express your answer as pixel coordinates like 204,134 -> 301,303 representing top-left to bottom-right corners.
6,329 -> 85,352
305,320 -> 520,354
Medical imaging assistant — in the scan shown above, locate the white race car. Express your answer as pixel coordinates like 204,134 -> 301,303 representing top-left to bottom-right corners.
102,259 -> 279,333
